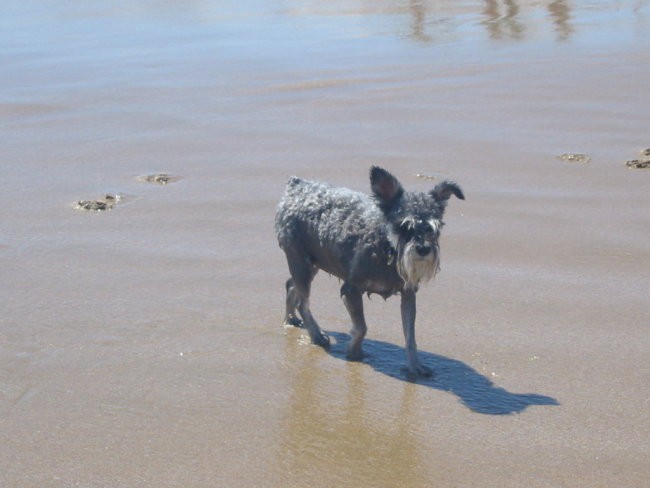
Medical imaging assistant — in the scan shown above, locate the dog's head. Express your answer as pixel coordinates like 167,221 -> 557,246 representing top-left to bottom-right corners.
370,166 -> 464,290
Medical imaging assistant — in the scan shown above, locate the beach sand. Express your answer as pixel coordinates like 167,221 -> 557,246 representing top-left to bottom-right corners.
1,1 -> 649,486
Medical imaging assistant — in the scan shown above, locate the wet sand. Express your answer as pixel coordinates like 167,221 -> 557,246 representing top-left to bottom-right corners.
1,1 -> 649,487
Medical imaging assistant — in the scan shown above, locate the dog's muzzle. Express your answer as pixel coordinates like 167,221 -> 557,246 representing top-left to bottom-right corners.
397,241 -> 440,290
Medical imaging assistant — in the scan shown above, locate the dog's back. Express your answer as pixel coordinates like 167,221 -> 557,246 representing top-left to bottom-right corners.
275,176 -> 389,281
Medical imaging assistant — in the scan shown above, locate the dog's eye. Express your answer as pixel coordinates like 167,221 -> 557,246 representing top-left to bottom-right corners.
398,219 -> 415,238
426,220 -> 444,235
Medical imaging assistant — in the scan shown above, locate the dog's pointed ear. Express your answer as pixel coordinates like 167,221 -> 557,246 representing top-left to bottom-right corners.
430,180 -> 464,203
370,166 -> 404,210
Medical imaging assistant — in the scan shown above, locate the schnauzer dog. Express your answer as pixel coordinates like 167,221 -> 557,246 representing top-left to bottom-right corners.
275,166 -> 464,377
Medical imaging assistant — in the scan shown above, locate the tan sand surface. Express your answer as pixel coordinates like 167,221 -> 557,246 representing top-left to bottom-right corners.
1,1 -> 648,487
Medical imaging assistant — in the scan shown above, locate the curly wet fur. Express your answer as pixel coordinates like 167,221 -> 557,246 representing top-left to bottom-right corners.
275,166 -> 464,376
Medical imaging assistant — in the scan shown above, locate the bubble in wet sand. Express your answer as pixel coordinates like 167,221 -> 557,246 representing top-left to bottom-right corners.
557,153 -> 591,164
138,173 -> 179,185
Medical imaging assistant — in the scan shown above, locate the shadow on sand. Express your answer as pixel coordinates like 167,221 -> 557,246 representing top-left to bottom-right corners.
325,331 -> 559,415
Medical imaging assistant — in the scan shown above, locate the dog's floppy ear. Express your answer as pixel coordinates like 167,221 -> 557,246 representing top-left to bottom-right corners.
430,180 -> 465,202
370,166 -> 404,210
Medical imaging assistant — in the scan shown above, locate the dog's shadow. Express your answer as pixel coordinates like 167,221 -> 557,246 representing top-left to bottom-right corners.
325,331 -> 559,415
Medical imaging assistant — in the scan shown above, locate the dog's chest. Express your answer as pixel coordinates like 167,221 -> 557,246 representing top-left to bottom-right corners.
350,243 -> 402,298
359,278 -> 400,298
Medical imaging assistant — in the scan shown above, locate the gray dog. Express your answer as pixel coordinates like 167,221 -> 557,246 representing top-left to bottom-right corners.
275,166 -> 464,376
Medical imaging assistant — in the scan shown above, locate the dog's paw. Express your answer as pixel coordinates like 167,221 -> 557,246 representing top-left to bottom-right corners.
405,363 -> 433,380
312,333 -> 331,349
346,346 -> 364,362
283,316 -> 303,328
416,364 -> 433,377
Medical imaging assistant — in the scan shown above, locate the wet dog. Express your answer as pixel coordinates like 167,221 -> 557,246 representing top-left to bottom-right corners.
275,166 -> 464,377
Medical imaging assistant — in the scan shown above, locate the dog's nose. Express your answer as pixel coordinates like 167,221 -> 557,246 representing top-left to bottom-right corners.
415,244 -> 431,256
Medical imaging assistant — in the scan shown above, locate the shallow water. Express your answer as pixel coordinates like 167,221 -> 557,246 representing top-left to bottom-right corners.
2,1 -> 649,487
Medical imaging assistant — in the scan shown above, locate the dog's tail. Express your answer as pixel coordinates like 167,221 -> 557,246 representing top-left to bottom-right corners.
276,176 -> 306,248
286,176 -> 303,188
281,176 -> 308,200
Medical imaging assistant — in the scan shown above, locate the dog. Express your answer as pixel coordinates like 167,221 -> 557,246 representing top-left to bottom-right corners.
275,166 -> 464,377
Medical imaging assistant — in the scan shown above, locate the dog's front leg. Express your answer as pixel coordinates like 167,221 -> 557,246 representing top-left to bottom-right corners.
341,282 -> 367,361
400,289 -> 432,377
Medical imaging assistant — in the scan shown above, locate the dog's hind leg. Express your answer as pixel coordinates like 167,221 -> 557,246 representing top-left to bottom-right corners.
285,252 -> 330,348
283,278 -> 303,327
341,282 -> 367,361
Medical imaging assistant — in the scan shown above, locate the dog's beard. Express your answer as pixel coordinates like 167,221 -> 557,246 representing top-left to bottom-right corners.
397,241 -> 440,291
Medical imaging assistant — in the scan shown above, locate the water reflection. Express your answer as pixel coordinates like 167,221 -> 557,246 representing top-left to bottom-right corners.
278,335 -> 431,486
547,0 -> 574,41
17,0 -> 646,45
325,332 -> 559,415
276,329 -> 557,484
405,0 -> 576,43
482,0 -> 525,40
408,0 -> 433,43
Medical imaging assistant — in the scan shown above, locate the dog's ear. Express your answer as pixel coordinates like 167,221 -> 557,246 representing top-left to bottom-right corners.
430,180 -> 464,203
370,166 -> 404,210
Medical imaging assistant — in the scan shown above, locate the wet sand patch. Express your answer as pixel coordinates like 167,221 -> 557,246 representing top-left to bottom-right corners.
625,148 -> 650,169
75,194 -> 122,212
624,159 -> 650,169
137,173 -> 180,185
